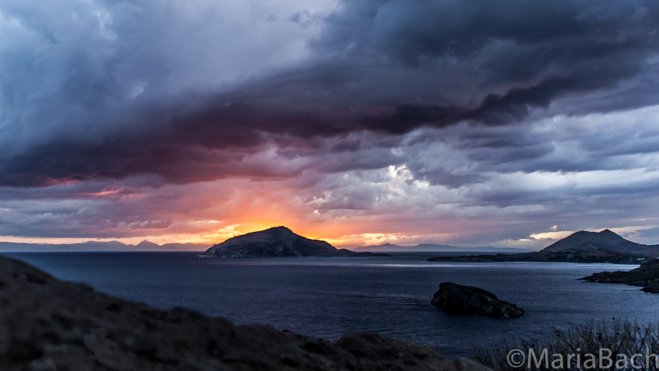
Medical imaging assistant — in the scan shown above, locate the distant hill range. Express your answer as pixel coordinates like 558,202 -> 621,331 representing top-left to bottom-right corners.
0,240 -> 205,252
429,229 -> 659,264
205,226 -> 379,258
355,243 -> 528,254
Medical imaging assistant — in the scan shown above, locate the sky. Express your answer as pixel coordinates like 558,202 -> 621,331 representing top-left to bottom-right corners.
1,0 -> 659,249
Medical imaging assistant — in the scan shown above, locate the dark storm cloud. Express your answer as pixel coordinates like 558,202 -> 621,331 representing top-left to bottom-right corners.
2,0 -> 659,187
313,0 -> 659,116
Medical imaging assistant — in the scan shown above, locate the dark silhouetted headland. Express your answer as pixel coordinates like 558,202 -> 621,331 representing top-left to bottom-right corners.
582,259 -> 659,293
429,229 -> 659,264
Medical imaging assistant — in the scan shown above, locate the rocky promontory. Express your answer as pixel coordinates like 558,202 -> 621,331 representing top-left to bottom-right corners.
581,259 -> 659,293
0,254 -> 486,370
431,282 -> 524,319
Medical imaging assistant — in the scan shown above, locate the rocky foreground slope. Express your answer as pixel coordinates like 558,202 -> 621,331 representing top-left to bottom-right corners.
0,255 -> 487,370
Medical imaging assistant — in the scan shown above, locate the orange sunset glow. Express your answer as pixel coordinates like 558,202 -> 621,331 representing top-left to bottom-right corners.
1,0 -> 659,252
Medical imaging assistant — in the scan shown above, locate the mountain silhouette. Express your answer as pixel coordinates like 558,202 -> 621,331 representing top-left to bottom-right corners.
429,229 -> 659,264
205,226 -> 358,258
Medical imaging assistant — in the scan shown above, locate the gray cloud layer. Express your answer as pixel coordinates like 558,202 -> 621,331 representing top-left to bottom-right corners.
1,0 -> 659,245
2,0 -> 659,186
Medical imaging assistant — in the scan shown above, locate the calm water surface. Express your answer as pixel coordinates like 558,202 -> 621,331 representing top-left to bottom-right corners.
5,252 -> 657,357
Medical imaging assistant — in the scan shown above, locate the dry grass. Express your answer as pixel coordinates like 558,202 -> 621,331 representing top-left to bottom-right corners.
476,320 -> 659,370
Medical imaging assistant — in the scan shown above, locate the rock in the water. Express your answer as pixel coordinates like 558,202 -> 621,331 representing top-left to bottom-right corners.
431,282 -> 524,319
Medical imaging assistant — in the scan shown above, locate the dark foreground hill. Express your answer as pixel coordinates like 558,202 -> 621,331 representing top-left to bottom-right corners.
429,229 -> 659,264
205,226 -> 380,258
0,255 -> 486,370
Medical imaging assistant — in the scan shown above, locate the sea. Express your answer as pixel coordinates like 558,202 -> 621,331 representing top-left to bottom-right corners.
5,252 -> 657,357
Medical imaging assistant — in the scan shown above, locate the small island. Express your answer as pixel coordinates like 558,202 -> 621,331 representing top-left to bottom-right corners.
428,229 -> 659,264
204,226 -> 381,258
432,282 -> 524,319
